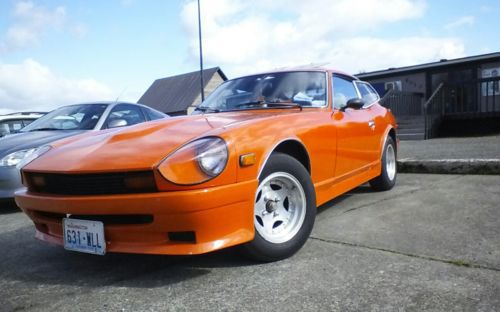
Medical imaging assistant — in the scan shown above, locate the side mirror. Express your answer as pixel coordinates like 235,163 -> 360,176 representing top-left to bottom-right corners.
341,98 -> 364,111
107,118 -> 128,128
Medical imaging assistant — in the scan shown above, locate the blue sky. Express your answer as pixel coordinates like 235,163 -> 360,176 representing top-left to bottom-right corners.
0,0 -> 499,113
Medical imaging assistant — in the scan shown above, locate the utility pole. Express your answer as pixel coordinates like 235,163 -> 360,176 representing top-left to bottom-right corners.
197,0 -> 205,102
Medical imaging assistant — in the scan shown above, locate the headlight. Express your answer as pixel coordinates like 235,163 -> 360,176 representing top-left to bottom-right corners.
0,146 -> 51,168
1,148 -> 37,167
158,137 -> 228,185
17,145 -> 52,169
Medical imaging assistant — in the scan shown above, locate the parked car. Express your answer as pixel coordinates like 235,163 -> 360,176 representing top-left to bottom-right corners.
15,69 -> 397,261
0,112 -> 45,138
0,102 -> 167,204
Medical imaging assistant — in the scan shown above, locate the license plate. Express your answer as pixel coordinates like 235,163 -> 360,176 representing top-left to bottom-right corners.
63,218 -> 106,255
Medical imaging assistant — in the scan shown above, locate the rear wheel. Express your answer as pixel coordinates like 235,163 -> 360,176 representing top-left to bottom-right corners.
370,136 -> 397,191
242,153 -> 316,262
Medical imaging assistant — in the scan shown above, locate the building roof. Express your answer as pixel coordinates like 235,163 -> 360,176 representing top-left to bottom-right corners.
357,52 -> 500,79
138,67 -> 227,114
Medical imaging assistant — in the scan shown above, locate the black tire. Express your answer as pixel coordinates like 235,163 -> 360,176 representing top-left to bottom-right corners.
241,152 -> 316,262
369,136 -> 397,191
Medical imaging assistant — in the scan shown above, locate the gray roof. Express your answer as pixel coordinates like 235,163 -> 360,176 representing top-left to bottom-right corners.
357,52 -> 500,79
138,67 -> 227,113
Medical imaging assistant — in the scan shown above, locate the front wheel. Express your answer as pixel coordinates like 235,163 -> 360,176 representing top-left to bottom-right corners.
369,136 -> 397,191
242,153 -> 316,262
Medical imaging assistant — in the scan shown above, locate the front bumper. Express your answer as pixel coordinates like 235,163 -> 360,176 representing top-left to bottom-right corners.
0,166 -> 24,200
15,179 -> 258,255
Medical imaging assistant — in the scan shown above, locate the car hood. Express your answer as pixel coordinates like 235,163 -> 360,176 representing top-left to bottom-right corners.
0,130 -> 86,158
23,112 -> 283,173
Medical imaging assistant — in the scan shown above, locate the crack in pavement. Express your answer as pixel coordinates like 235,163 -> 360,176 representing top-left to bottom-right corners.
340,188 -> 420,215
309,236 -> 500,273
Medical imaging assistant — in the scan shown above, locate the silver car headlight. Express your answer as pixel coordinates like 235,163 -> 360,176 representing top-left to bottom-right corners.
0,146 -> 52,168
1,148 -> 37,167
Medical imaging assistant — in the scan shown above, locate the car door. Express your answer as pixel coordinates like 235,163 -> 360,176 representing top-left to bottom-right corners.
332,75 -> 380,178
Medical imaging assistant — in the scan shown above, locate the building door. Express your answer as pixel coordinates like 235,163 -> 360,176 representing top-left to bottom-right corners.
431,68 -> 476,114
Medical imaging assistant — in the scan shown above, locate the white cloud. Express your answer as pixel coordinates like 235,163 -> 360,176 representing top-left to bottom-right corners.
1,1 -> 67,52
181,0 -> 465,76
0,59 -> 114,113
445,16 -> 475,30
335,37 -> 465,73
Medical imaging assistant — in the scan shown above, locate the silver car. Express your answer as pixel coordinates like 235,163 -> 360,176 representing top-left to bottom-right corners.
0,112 -> 45,137
0,102 -> 167,206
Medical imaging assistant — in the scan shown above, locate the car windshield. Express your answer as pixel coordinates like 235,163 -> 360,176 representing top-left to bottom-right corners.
21,104 -> 108,132
195,71 -> 327,113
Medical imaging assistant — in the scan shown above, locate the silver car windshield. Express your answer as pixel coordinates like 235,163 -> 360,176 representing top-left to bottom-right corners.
195,71 -> 327,113
21,104 -> 108,132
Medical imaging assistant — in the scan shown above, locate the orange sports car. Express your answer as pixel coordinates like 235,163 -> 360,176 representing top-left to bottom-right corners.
16,69 -> 398,261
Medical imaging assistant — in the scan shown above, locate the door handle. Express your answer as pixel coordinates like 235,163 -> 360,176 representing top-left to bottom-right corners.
368,120 -> 375,128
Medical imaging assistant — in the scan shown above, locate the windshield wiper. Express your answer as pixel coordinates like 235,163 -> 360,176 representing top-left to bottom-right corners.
28,127 -> 61,131
194,107 -> 220,113
236,100 -> 302,111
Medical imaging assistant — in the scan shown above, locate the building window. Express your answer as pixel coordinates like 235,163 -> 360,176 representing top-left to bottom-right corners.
482,67 -> 500,96
385,81 -> 402,92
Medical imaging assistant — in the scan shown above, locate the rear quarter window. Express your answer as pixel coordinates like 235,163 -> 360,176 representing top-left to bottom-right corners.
355,81 -> 380,107
143,108 -> 166,121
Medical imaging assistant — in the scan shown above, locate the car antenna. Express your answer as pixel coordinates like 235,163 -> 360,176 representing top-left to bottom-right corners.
115,87 -> 127,104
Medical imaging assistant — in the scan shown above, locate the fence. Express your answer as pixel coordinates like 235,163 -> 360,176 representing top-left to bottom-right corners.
379,90 -> 424,116
442,77 -> 500,116
380,76 -> 500,139
423,83 -> 445,139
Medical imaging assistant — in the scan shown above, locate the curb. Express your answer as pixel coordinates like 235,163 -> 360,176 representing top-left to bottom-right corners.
397,159 -> 500,175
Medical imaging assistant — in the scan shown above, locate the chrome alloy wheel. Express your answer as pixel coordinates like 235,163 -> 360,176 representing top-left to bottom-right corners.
254,172 -> 307,244
386,143 -> 396,181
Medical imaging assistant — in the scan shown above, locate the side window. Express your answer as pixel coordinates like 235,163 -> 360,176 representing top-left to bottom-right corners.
143,107 -> 166,121
0,121 -> 9,136
355,81 -> 380,107
105,104 -> 146,129
332,75 -> 359,110
0,119 -> 25,136
22,119 -> 35,127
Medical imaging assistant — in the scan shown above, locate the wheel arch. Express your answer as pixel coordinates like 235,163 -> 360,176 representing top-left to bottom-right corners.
388,128 -> 397,153
258,139 -> 311,179
380,126 -> 397,158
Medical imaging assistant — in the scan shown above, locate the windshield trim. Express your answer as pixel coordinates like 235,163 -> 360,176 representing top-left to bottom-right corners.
20,103 -> 110,132
196,70 -> 330,113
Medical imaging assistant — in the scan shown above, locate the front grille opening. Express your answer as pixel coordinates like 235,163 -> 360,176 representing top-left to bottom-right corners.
24,171 -> 157,196
35,211 -> 66,220
33,210 -> 153,225
168,231 -> 196,243
34,222 -> 49,234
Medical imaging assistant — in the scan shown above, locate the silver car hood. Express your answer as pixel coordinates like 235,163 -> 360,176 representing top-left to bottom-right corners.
0,130 -> 87,157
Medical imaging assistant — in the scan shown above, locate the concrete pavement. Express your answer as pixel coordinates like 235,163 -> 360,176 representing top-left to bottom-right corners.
398,135 -> 500,174
1,174 -> 499,311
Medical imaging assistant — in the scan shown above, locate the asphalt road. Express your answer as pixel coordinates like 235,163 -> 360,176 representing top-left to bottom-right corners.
1,174 -> 499,311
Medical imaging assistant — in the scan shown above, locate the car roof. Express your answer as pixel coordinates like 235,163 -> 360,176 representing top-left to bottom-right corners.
51,101 -> 159,110
41,101 -> 165,115
229,67 -> 359,81
0,103 -> 165,123
0,113 -> 44,121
